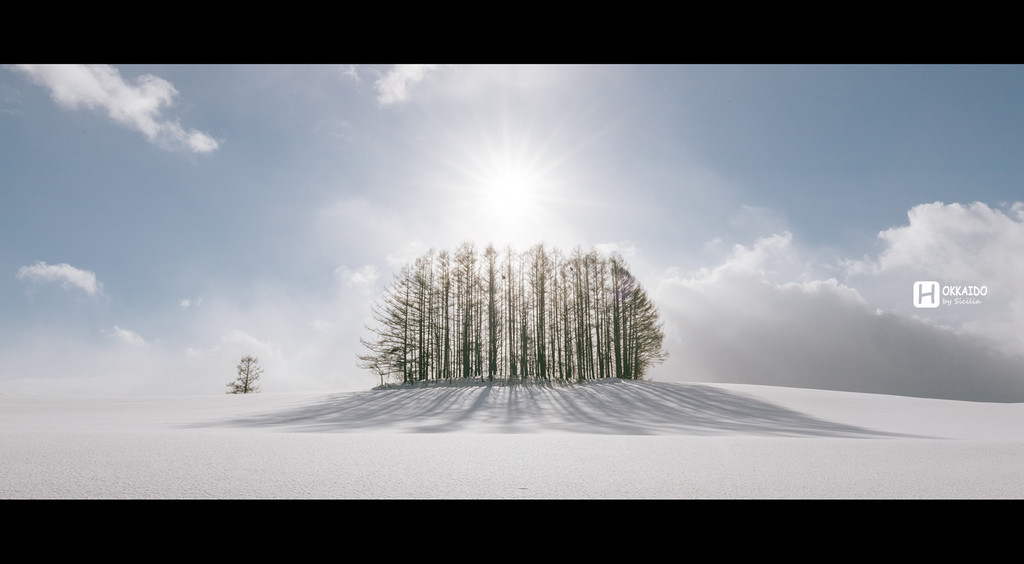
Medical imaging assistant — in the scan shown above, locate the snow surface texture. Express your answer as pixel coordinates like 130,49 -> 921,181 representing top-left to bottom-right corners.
3,379 -> 1023,499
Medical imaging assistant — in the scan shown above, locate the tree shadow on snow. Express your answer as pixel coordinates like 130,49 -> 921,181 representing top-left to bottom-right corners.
195,380 -> 919,438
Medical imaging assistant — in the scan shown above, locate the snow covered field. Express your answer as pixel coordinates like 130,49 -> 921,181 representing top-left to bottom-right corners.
3,378 -> 1023,499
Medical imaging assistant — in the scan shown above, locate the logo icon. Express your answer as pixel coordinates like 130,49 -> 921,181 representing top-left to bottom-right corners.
913,281 -> 940,308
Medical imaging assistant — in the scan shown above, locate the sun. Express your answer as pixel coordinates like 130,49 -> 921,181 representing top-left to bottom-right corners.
419,110 -> 587,248
430,126 -> 564,246
482,165 -> 538,220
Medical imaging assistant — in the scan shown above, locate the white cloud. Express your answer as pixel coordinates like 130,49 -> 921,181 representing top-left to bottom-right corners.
340,64 -> 361,83
106,326 -> 148,347
843,201 -> 1024,356
12,64 -> 218,153
652,228 -> 1024,402
686,232 -> 804,284
375,64 -> 439,107
16,261 -> 102,296
861,201 -> 1024,282
180,297 -> 203,310
337,264 -> 380,291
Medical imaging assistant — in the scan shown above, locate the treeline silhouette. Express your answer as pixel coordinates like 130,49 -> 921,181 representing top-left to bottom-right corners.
359,242 -> 667,386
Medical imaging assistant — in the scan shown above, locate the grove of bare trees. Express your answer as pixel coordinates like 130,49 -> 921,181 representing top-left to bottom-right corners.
359,243 -> 667,386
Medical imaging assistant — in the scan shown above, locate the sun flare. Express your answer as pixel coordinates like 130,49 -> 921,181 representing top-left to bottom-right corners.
423,113 -> 588,248
482,166 -> 537,219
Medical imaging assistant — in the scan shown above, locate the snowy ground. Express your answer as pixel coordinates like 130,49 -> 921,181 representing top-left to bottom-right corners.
2,378 -> 1023,499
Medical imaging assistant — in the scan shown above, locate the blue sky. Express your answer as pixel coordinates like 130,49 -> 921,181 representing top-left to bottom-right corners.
3,64 -> 1024,398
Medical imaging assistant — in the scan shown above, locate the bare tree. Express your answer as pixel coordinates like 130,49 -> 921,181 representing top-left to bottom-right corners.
227,355 -> 263,394
360,243 -> 667,386
485,244 -> 500,381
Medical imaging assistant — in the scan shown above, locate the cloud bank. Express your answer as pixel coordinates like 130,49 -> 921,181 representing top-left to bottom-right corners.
651,203 -> 1024,402
847,201 -> 1024,356
12,64 -> 218,153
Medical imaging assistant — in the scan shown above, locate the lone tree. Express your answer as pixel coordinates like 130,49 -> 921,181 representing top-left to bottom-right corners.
227,355 -> 263,394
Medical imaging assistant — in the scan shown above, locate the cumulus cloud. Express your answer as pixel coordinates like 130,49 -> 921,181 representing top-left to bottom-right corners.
848,201 -> 1024,281
844,201 -> 1024,356
652,227 -> 1024,402
12,64 -> 218,153
375,64 -> 439,107
16,261 -> 102,296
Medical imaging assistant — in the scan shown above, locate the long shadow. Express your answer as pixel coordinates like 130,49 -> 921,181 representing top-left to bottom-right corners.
194,380 -> 922,438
